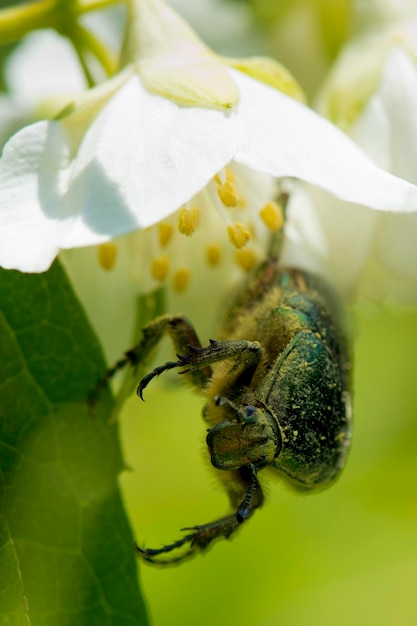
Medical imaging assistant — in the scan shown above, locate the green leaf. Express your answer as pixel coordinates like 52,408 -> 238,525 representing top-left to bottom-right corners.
0,261 -> 148,626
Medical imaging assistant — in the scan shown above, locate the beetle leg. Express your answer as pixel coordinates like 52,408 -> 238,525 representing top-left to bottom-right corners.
236,464 -> 259,521
138,338 -> 263,399
89,314 -> 212,408
136,465 -> 263,565
135,514 -> 240,565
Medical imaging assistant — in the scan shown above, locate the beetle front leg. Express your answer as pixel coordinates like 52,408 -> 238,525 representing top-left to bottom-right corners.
135,513 -> 243,566
89,314 -> 211,409
136,465 -> 263,566
138,338 -> 263,399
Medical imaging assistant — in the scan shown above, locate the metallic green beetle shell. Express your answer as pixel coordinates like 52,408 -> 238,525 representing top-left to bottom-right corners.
204,262 -> 351,491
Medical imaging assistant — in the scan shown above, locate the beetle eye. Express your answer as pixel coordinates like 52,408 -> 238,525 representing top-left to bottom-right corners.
244,405 -> 258,424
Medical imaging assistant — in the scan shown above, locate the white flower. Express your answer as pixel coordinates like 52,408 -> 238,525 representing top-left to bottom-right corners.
283,16 -> 417,304
1,0 -> 417,276
5,30 -> 87,113
0,29 -> 88,153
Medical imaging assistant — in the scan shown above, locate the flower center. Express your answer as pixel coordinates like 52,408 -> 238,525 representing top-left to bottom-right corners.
97,162 -> 285,294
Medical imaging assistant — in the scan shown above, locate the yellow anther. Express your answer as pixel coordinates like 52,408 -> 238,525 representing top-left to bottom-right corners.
227,222 -> 251,249
206,244 -> 222,267
151,255 -> 170,281
235,248 -> 258,272
172,268 -> 190,293
259,201 -> 285,232
158,222 -> 174,247
217,168 -> 239,207
225,168 -> 236,184
217,180 -> 239,207
97,242 -> 118,271
178,206 -> 200,236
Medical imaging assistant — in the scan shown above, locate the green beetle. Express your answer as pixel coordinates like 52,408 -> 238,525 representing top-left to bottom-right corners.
93,230 -> 351,565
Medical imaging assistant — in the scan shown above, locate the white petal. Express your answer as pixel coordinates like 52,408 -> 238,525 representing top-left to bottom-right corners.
62,75 -> 238,247
231,69 -> 417,212
0,122 -> 76,271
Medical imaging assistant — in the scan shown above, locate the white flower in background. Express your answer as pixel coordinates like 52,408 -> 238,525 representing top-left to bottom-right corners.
4,30 -> 87,117
0,29 -> 88,158
1,0 -> 417,283
283,9 -> 417,305
0,5 -> 124,149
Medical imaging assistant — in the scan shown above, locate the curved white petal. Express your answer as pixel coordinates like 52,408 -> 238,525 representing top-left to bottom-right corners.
62,75 -> 238,247
231,69 -> 417,212
0,122 -> 77,271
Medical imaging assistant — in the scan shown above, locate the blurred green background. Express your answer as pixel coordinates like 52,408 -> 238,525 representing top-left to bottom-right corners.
120,307 -> 417,626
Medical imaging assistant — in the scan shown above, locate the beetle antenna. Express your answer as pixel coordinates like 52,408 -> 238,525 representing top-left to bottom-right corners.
213,395 -> 246,422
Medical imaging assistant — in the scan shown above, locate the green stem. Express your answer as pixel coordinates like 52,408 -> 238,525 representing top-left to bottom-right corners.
0,0 -> 121,45
69,24 -> 96,88
72,21 -> 118,77
0,0 -> 56,43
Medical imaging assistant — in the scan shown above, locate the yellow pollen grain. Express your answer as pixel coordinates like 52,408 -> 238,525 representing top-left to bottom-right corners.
235,248 -> 258,272
259,201 -> 285,232
178,206 -> 200,236
158,222 -> 174,247
206,244 -> 222,267
227,222 -> 251,249
151,255 -> 169,282
172,268 -> 190,293
97,242 -> 118,271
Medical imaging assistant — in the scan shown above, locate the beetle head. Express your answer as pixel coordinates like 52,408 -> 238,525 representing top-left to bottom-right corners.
206,403 -> 282,471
